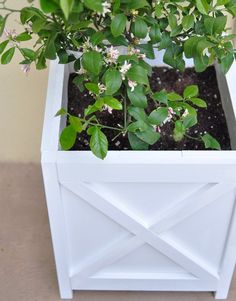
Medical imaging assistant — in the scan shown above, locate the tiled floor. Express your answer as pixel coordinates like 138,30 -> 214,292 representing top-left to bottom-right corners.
0,163 -> 235,301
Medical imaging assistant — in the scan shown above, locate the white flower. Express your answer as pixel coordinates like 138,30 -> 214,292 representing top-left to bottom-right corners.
98,83 -> 107,94
106,46 -> 119,64
82,37 -> 93,52
128,47 -> 136,56
131,9 -> 139,16
168,107 -> 175,116
21,64 -> 30,75
128,47 -> 146,59
99,1 -> 111,17
153,125 -> 161,133
138,53 -> 146,60
81,38 -> 102,53
163,107 -> 175,124
4,28 -> 17,39
182,109 -> 189,118
128,80 -> 137,92
120,61 -> 131,80
4,28 -> 20,46
103,104 -> 113,114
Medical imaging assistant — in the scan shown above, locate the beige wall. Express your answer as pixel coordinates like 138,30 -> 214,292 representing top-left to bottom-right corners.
0,2 -> 235,163
0,0 -> 48,163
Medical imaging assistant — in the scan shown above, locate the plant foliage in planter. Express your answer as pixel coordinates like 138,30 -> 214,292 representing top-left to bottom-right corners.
0,0 -> 235,159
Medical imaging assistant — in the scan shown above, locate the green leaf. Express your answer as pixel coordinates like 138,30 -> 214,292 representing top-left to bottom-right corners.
196,0 -> 209,14
40,0 -> 59,13
105,69 -> 122,95
36,51 -> 47,70
182,15 -> 194,30
55,108 -> 67,117
69,116 -> 83,132
128,132 -> 149,150
128,106 -> 147,121
85,83 -> 99,95
158,32 -> 172,50
201,133 -> 221,150
0,15 -> 7,37
167,92 -> 183,101
60,125 -> 77,150
15,32 -> 32,42
182,115 -> 197,128
127,120 -> 149,132
184,85 -> 199,99
82,51 -> 103,75
20,7 -> 46,24
136,44 -> 155,60
90,127 -> 108,159
204,16 -> 227,35
84,0 -> 102,12
138,60 -> 152,76
135,127 -> 160,145
111,14 -> 127,37
131,17 -> 148,39
60,0 -> 74,19
220,53 -> 234,74
106,34 -> 129,46
1,47 -> 15,65
102,96 -> 122,110
0,40 -> 9,55
127,65 -> 148,85
44,34 -> 57,60
168,14 -> 178,31
163,43 -> 185,71
124,0 -> 149,9
184,36 -> 200,58
189,97 -> 207,108
153,91 -> 168,104
21,48 -> 36,60
84,104 -> 100,117
148,108 -> 169,125
117,55 -> 138,64
90,32 -> 104,45
122,0 -> 149,9
149,23 -> 161,43
127,85 -> 147,108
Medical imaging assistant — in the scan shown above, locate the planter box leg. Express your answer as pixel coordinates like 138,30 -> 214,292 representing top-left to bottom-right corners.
215,262 -> 236,299
215,199 -> 236,300
42,159 -> 73,299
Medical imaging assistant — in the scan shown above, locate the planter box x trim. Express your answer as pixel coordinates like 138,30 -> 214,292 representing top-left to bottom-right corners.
62,180 -> 235,284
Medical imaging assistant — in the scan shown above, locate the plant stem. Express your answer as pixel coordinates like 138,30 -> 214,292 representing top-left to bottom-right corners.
112,131 -> 123,141
81,119 -> 123,132
124,97 -> 127,130
184,133 -> 201,142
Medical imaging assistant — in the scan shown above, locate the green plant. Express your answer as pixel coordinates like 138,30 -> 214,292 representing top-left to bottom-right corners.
0,0 -> 235,159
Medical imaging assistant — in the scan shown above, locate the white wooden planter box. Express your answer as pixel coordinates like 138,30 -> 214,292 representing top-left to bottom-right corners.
41,53 -> 236,300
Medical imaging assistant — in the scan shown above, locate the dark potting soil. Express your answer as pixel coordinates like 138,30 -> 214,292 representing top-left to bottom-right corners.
67,66 -> 231,151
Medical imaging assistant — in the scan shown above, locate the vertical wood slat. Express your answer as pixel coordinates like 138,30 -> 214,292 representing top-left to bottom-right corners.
41,61 -> 65,152
41,158 -> 72,299
215,191 -> 236,299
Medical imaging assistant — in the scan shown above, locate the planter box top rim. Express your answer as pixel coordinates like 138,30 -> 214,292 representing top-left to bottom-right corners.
42,149 -> 236,165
